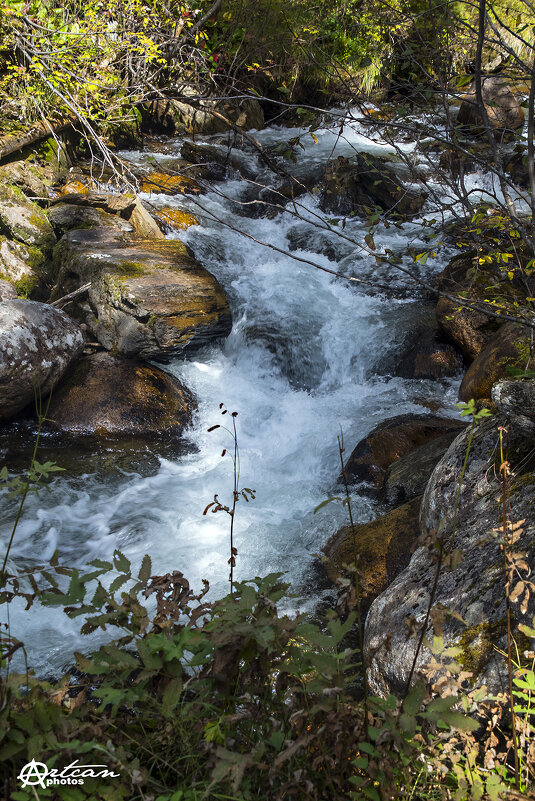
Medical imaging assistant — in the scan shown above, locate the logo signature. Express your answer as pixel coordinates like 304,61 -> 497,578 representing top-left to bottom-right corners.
18,759 -> 120,788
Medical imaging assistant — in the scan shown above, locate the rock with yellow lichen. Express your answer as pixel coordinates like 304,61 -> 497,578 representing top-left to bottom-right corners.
52,226 -> 232,360
323,497 -> 422,614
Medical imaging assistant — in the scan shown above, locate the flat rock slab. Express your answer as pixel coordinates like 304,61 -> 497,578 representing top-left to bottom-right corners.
0,299 -> 84,420
47,352 -> 194,437
53,227 -> 232,360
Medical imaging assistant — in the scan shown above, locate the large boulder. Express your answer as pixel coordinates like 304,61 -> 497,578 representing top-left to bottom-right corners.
323,497 -> 422,614
457,76 -> 525,136
47,352 -> 194,437
52,227 -> 232,360
343,414 -> 467,490
458,322 -> 530,401
365,407 -> 535,697
146,96 -> 264,135
320,154 -> 426,218
0,183 -> 55,250
0,299 -> 84,420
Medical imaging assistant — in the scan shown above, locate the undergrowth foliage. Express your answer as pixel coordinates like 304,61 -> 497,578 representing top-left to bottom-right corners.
0,406 -> 534,799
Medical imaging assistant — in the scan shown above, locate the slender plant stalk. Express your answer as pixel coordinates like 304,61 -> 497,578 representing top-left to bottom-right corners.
229,413 -> 238,594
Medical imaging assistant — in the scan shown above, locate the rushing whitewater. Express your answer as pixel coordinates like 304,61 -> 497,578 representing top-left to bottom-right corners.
2,112 -> 463,673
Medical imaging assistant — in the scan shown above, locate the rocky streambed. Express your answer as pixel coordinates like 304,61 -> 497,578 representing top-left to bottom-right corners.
0,96 -> 533,695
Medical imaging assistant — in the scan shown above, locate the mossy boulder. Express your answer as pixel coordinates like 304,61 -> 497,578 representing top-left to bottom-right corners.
52,227 -> 232,360
0,236 -> 46,298
0,299 -> 84,420
0,160 -> 49,198
343,414 -> 467,490
0,183 -> 55,251
323,496 -> 422,613
458,322 -> 530,402
141,172 -> 201,196
381,433 -> 461,506
48,203 -> 134,236
365,415 -> 535,697
47,352 -> 194,437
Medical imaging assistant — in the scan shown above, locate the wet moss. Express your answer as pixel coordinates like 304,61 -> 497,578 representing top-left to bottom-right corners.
115,261 -> 147,276
457,620 -> 505,679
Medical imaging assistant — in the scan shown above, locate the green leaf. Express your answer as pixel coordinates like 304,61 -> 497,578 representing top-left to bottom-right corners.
113,550 -> 131,574
313,496 -> 342,513
138,554 -> 152,582
162,675 -> 183,711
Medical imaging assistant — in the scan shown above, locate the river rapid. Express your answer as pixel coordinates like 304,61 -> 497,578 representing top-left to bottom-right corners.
2,110 -> 466,674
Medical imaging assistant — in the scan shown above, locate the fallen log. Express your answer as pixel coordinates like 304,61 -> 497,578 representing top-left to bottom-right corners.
0,118 -> 74,163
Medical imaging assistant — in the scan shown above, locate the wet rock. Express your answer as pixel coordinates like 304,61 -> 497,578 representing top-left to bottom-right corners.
128,199 -> 165,240
0,183 -> 55,250
52,227 -> 232,360
457,76 -> 525,136
181,140 -> 257,181
48,204 -> 134,236
0,299 -> 84,420
61,179 -> 91,196
435,252 -> 498,360
459,322 -> 530,401
323,497 -> 422,613
320,154 -> 426,218
146,96 -> 264,135
395,327 -> 463,380
47,352 -> 194,437
49,191 -> 137,217
0,279 -> 16,300
365,415 -> 535,697
381,433 -> 460,506
343,414 -> 467,490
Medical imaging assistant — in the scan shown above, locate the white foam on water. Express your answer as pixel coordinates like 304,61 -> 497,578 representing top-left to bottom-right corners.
1,113 -> 464,674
